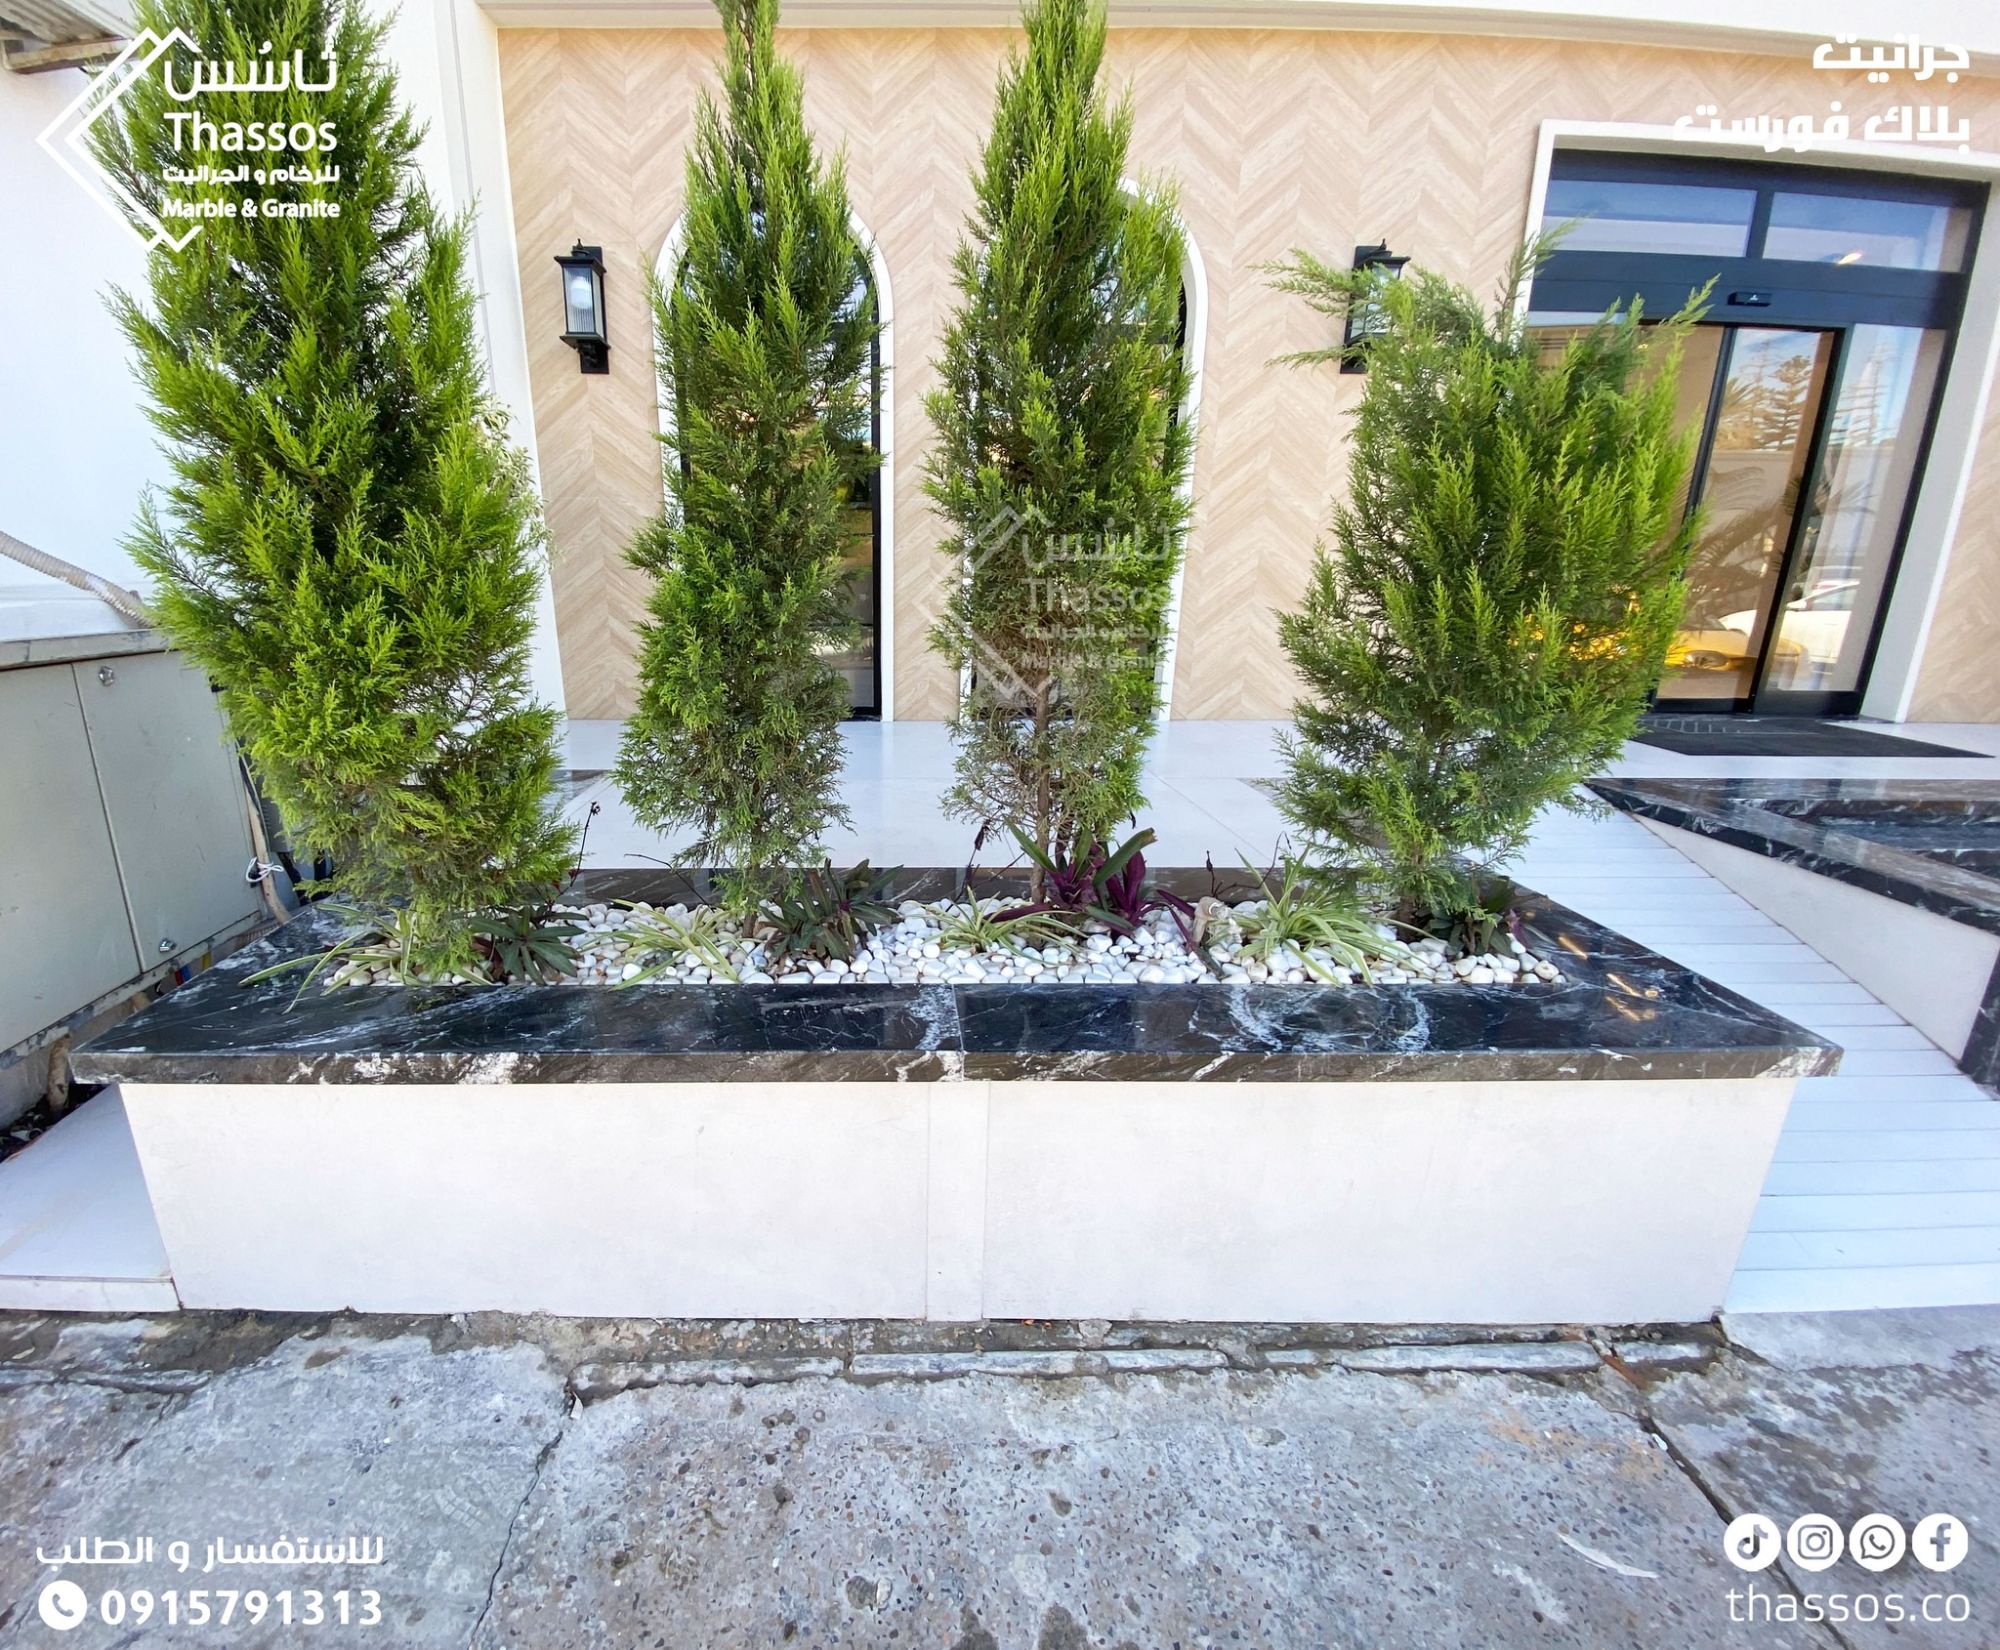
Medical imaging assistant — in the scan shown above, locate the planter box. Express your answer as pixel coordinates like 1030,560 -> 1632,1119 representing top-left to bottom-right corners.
74,892 -> 1837,1325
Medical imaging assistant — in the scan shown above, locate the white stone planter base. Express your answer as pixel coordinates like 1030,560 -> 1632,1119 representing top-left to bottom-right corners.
122,1075 -> 1798,1325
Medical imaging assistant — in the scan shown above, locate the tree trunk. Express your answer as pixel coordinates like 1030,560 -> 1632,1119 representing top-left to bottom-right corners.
1030,677 -> 1053,903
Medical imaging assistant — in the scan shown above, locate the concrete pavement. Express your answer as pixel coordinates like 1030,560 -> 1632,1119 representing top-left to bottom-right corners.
1,1311 -> 1993,1648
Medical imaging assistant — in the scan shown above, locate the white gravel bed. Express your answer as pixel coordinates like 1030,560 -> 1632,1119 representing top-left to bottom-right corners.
322,897 -> 1569,989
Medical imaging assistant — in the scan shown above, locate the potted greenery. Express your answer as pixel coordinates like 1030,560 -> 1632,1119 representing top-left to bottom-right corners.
74,7 -> 1828,1332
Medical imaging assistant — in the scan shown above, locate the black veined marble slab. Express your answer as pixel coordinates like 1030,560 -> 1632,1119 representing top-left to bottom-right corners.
72,889 -> 1836,1088
1591,778 -> 2000,939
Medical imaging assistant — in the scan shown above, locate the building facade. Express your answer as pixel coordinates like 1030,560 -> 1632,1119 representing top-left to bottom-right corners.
485,7 -> 2000,725
10,0 -> 2000,724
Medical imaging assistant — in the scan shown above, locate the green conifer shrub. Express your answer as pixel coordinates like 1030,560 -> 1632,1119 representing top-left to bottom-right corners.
1268,246 -> 1704,929
925,0 -> 1193,892
615,0 -> 880,914
94,0 -> 573,979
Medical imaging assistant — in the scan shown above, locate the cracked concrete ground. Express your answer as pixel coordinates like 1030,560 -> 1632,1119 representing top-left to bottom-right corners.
0,1310 -> 1992,1649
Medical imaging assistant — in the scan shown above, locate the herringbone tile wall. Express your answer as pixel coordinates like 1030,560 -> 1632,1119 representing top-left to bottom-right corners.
496,26 -> 2000,722
1911,383 -> 2000,721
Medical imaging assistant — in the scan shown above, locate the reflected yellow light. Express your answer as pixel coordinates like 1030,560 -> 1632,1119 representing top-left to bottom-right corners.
1604,971 -> 1663,1001
1836,250 -> 1864,265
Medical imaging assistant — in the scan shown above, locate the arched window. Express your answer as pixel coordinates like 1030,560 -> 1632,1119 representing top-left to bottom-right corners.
654,215 -> 896,720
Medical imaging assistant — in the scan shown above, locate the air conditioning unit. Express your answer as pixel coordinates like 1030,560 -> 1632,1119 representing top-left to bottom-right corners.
1,571 -> 264,1120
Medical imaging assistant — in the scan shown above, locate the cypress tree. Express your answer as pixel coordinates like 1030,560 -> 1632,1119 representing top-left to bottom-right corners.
94,0 -> 573,979
1269,246 -> 1702,929
616,0 -> 880,914
925,0 -> 1193,890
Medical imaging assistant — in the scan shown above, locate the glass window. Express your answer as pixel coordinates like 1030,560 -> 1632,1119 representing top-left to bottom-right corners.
1542,177 -> 1756,257
1763,193 -> 1970,271
825,256 -> 882,717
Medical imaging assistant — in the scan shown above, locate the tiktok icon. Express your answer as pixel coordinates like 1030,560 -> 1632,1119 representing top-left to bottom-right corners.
1724,1513 -> 1783,1572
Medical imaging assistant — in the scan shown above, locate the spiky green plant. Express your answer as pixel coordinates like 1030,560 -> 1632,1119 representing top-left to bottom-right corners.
752,862 -> 900,966
927,900 -> 1071,959
92,0 -> 574,979
926,0 -> 1194,895
1231,860 -> 1411,982
616,0 -> 880,915
467,908 -> 583,984
1267,243 -> 1703,927
619,905 -> 744,985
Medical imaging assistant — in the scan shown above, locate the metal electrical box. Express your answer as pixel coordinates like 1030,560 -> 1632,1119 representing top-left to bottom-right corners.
1,630 -> 260,1054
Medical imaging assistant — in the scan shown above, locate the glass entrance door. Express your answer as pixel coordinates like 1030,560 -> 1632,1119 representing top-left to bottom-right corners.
1531,149 -> 1979,716
1661,323 -> 1947,714
1661,328 -> 1836,708
1755,326 -> 1946,710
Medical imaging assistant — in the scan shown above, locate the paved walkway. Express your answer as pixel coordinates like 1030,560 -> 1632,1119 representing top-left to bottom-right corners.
565,718 -> 2000,1317
2,1308 -> 1994,1649
1515,806 -> 2000,1314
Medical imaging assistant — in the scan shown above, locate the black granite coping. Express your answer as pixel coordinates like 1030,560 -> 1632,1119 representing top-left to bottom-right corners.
70,887 -> 1837,1087
1590,778 -> 2000,940
1592,777 -> 2000,1087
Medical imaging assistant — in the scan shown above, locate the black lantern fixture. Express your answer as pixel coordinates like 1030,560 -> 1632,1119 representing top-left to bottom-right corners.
555,242 -> 609,375
1340,240 -> 1411,373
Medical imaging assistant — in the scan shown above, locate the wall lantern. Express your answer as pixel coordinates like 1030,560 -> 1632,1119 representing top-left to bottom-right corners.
555,242 -> 609,375
1340,241 -> 1411,373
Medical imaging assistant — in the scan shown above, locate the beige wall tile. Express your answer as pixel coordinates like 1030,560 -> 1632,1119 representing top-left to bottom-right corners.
498,27 -> 2000,722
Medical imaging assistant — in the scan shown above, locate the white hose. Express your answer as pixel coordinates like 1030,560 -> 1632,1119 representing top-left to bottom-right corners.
0,529 -> 150,626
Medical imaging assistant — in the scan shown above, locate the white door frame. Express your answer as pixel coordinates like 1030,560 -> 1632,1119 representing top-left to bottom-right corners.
1152,193 -> 1208,722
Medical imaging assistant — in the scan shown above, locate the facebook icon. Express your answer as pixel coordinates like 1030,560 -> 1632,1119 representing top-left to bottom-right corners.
1913,1513 -> 1969,1573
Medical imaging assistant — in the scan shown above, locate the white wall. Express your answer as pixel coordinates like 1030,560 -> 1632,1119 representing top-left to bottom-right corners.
378,0 -> 568,713
123,1073 -> 1801,1322
0,69 -> 166,589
